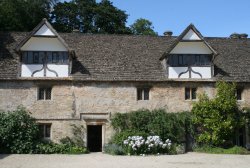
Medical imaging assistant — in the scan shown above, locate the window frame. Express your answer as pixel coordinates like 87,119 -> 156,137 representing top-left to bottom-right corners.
38,87 -> 52,100
38,124 -> 52,139
137,87 -> 150,101
185,87 -> 197,100
236,88 -> 243,101
52,52 -> 59,63
33,52 -> 40,64
21,51 -> 69,65
168,54 -> 212,67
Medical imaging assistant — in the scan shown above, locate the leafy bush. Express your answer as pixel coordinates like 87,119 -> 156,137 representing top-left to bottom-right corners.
176,144 -> 186,154
68,146 -> 88,154
103,144 -> 125,155
111,130 -> 147,146
122,135 -> 174,155
194,145 -> 250,154
0,107 -> 39,154
34,142 -> 88,154
69,124 -> 86,147
242,107 -> 250,137
0,107 -> 88,154
34,142 -> 68,154
111,109 -> 193,144
192,81 -> 244,147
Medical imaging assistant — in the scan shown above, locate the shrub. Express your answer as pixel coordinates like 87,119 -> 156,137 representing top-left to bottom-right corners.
69,124 -> 86,147
60,137 -> 75,147
242,107 -> 250,137
34,142 -> 68,154
192,81 -> 244,147
103,144 -> 124,155
34,142 -> 88,154
111,130 -> 147,146
68,146 -> 88,154
111,109 -> 193,144
194,145 -> 250,154
0,107 -> 39,154
122,135 -> 174,155
0,107 -> 88,154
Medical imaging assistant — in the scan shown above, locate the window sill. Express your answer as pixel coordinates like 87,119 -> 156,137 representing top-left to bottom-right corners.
42,137 -> 51,141
185,99 -> 197,102
37,99 -> 52,101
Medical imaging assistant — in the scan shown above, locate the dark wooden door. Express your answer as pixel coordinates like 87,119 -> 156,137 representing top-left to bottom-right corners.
87,125 -> 102,152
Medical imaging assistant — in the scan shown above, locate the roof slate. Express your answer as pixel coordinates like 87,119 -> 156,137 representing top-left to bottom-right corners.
0,32 -> 250,82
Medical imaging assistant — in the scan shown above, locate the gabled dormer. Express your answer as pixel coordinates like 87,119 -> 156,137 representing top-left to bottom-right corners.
161,24 -> 217,79
16,18 -> 74,78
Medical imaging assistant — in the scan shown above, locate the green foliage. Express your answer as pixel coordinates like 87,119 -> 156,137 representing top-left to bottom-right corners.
50,1 -> 79,33
103,144 -> 125,155
34,142 -> 88,154
130,18 -> 158,36
192,81 -> 244,147
111,130 -> 147,146
122,136 -> 176,155
194,145 -> 250,154
70,124 -> 86,147
0,107 -> 39,154
93,0 -> 131,34
111,109 -> 193,144
0,107 -> 88,154
0,0 -> 55,31
68,146 -> 88,154
0,0 -> 159,35
51,0 -> 131,34
242,107 -> 250,136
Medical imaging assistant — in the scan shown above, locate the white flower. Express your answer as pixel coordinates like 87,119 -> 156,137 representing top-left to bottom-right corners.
162,144 -> 167,149
124,140 -> 129,145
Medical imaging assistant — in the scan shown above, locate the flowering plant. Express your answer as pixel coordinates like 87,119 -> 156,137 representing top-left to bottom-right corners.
123,135 -> 172,155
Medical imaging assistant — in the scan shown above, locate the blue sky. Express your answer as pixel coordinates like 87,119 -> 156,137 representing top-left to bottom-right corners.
63,0 -> 250,37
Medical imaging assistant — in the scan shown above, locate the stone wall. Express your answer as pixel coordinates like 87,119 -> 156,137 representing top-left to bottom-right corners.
0,81 -> 249,145
0,81 -> 218,119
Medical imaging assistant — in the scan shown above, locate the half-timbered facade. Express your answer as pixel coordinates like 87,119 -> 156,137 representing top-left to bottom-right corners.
0,19 -> 250,151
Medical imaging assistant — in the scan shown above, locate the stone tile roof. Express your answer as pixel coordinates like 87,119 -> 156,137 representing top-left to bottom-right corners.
0,32 -> 250,82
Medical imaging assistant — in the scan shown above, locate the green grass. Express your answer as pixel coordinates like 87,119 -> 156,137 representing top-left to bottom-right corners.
194,146 -> 250,155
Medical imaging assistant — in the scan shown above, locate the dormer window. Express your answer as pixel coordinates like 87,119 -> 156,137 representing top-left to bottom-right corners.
16,18 -> 73,78
168,54 -> 211,67
21,51 -> 69,64
33,52 -> 40,64
52,52 -> 60,63
162,24 -> 217,79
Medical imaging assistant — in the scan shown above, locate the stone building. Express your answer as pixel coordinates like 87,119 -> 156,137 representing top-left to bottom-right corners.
0,19 -> 249,151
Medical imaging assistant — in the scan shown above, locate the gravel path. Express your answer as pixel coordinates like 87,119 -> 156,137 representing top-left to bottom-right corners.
0,152 -> 250,168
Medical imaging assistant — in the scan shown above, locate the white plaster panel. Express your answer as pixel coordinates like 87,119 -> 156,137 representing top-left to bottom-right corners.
46,64 -> 69,77
182,29 -> 201,40
170,42 -> 212,54
191,67 -> 211,78
168,67 -> 189,78
34,24 -> 55,36
21,37 -> 67,51
21,64 -> 44,77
